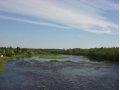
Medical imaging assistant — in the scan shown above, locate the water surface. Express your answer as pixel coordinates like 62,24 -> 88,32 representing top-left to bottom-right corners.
0,55 -> 118,90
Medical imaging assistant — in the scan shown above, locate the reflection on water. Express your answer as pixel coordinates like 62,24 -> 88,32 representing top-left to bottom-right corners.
13,55 -> 99,63
0,55 -> 100,74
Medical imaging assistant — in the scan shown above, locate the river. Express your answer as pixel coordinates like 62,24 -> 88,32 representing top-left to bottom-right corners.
0,55 -> 119,90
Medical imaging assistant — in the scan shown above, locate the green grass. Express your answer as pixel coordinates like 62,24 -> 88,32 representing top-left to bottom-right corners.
0,54 -> 28,63
50,59 -> 60,62
30,59 -> 38,62
0,57 -> 13,63
39,54 -> 64,59
0,53 -> 35,63
13,54 -> 32,58
13,54 -> 25,58
0,63 -> 4,73
0,57 -> 12,73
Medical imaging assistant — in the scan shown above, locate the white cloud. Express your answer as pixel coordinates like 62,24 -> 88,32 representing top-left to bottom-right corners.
0,0 -> 118,34
0,15 -> 69,29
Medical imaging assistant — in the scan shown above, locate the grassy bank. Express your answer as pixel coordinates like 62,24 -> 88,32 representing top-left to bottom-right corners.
63,47 -> 119,63
0,57 -> 13,63
0,54 -> 33,63
0,47 -> 118,63
0,63 -> 4,73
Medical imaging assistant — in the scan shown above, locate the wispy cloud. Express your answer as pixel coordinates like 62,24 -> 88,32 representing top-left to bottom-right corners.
0,15 -> 69,29
0,0 -> 118,34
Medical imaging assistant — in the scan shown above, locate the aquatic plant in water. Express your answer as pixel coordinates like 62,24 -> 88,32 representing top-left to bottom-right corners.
30,59 -> 38,62
50,59 -> 59,62
0,63 -> 4,73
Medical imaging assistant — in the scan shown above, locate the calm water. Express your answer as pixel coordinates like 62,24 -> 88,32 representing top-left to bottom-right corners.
0,55 -> 118,90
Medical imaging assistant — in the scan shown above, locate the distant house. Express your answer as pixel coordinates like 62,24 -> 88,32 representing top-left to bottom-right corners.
0,54 -> 3,57
0,53 -> 3,57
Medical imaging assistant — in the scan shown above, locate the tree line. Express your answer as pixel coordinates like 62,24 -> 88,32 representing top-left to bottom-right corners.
0,47 -> 119,62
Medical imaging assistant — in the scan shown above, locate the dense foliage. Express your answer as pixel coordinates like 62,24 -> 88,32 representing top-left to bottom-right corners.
63,47 -> 119,62
0,47 -> 119,63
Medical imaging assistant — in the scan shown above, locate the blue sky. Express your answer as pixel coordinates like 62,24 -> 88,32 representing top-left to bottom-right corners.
0,0 -> 119,48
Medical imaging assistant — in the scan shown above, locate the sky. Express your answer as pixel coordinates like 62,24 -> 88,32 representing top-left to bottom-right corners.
0,0 -> 119,49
